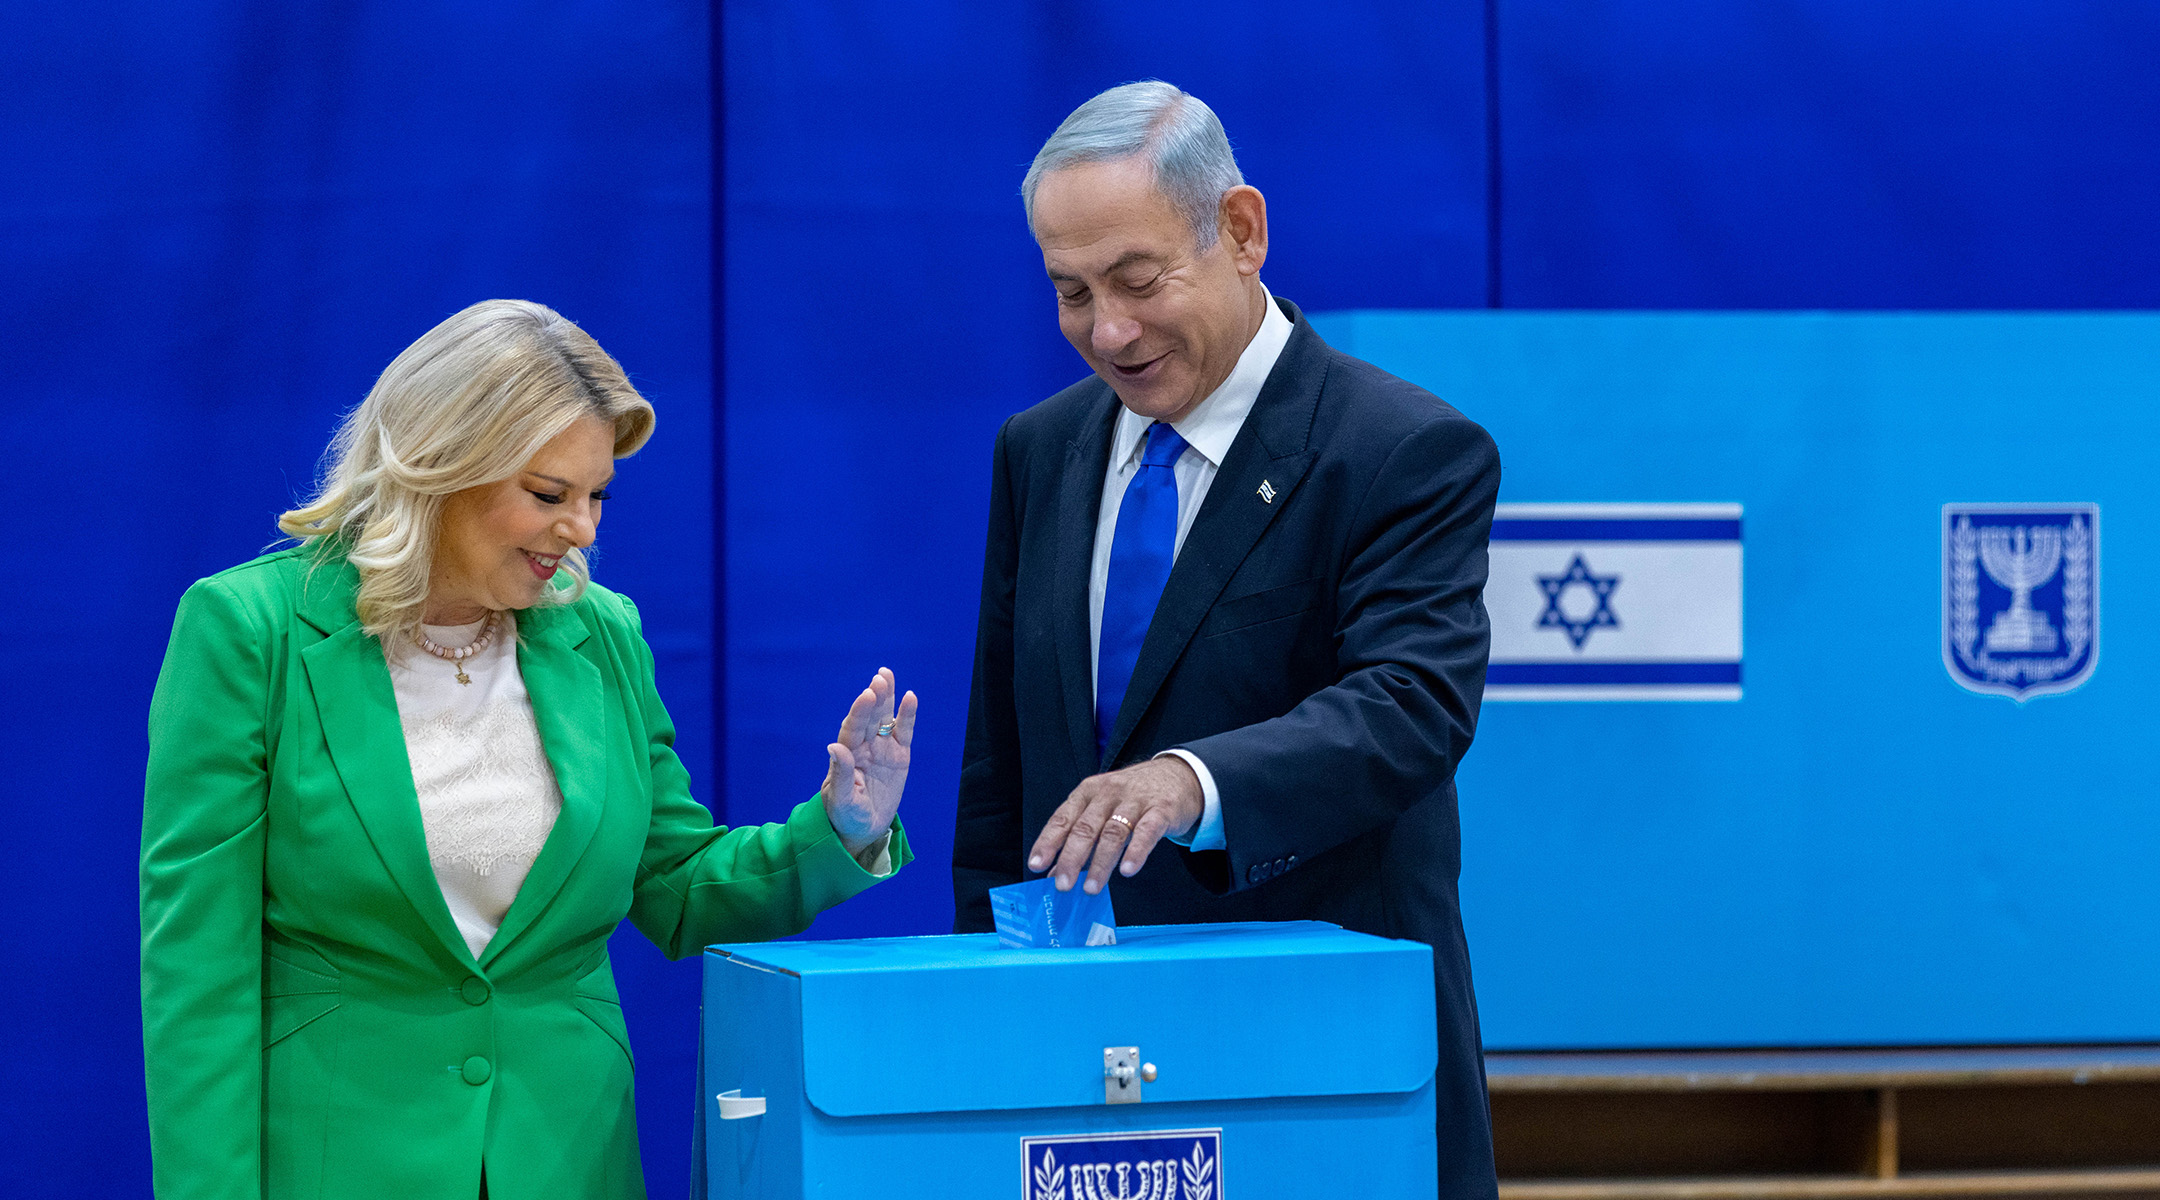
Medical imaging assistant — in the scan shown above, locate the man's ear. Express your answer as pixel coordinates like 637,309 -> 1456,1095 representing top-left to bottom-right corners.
1217,185 -> 1269,276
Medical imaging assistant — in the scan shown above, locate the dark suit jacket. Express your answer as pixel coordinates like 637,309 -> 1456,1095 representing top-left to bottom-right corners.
953,297 -> 1502,1197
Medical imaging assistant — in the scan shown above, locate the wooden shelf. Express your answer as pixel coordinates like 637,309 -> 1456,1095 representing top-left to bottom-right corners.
1501,1167 -> 2160,1199
1486,1047 -> 2160,1200
1488,1046 -> 2160,1094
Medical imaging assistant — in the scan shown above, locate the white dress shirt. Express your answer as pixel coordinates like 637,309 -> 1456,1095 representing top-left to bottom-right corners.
1089,289 -> 1294,852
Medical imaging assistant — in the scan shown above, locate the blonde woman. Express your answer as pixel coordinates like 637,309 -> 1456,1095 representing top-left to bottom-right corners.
140,300 -> 916,1200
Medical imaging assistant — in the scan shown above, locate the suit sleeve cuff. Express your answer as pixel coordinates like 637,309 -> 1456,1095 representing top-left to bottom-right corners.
1156,748 -> 1224,851
795,798 -> 912,898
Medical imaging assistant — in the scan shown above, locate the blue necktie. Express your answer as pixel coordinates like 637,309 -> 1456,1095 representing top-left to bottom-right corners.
1097,421 -> 1190,755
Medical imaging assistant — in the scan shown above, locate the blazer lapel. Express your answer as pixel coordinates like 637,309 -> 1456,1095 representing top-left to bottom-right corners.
1102,310 -> 1327,765
481,602 -> 606,965
1055,394 -> 1121,777
296,565 -> 474,966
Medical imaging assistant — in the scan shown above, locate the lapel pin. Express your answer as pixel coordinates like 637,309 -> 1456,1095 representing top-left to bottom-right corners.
1257,480 -> 1277,503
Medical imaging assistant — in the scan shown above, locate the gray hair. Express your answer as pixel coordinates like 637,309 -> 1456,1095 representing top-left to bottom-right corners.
1022,80 -> 1246,248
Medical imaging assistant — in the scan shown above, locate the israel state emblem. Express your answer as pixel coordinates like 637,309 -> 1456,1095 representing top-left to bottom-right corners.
1942,504 -> 2100,701
1023,1128 -> 1220,1200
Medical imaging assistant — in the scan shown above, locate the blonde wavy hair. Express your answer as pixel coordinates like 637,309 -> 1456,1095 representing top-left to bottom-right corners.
279,299 -> 656,641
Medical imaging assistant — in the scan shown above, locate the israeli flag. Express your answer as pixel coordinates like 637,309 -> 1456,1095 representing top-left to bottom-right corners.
1485,503 -> 1743,701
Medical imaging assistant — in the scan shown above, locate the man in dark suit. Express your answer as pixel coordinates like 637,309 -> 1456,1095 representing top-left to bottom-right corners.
951,80 -> 1501,1197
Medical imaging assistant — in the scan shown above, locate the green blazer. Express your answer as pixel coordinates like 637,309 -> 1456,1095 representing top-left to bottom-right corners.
141,547 -> 908,1200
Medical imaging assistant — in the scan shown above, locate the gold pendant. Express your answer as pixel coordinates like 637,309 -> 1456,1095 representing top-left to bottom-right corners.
454,662 -> 472,686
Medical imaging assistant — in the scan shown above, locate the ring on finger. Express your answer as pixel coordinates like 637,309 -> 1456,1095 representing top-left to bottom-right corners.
875,721 -> 895,736
1107,813 -> 1133,829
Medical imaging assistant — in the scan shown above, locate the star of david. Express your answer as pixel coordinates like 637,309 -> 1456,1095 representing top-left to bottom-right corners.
1537,554 -> 1620,649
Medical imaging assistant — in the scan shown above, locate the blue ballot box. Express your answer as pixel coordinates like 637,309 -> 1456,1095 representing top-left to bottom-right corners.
696,921 -> 1437,1198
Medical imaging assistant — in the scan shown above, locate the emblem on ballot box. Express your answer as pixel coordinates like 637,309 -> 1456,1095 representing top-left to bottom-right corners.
1943,503 -> 2100,700
1023,1129 -> 1221,1200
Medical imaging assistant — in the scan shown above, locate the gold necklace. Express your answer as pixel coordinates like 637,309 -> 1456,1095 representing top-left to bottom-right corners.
413,612 -> 500,686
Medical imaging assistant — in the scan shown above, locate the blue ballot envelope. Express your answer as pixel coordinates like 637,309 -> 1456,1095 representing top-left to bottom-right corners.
989,876 -> 1119,947
696,921 -> 1438,1198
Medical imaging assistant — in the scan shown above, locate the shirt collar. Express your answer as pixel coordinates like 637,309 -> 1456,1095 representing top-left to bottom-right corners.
1112,288 -> 1294,470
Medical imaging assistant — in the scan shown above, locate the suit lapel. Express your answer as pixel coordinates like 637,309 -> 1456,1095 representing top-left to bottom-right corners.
1055,394 -> 1121,776
296,563 -> 474,966
1102,309 -> 1328,765
482,602 -> 606,965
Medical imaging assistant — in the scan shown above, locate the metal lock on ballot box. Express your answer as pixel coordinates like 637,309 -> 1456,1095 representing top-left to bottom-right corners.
695,921 -> 1438,1198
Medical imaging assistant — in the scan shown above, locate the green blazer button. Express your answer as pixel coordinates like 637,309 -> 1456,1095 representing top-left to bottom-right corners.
461,1056 -> 492,1086
461,977 -> 491,1005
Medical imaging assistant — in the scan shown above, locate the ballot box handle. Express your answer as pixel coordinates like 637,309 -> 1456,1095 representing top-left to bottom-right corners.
716,1089 -> 767,1120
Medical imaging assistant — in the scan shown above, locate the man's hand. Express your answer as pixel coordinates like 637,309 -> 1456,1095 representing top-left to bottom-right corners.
1028,757 -> 1204,894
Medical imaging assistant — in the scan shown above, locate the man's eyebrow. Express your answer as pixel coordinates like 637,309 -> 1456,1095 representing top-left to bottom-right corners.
526,471 -> 617,489
1047,250 -> 1166,282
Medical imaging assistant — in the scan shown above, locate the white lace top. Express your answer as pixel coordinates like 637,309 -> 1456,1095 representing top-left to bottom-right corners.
386,616 -> 561,959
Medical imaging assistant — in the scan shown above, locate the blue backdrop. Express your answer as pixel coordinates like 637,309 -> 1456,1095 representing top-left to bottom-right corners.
1314,310 -> 2159,1048
3,3 -> 713,1195
9,0 -> 2160,1194
1494,1 -> 2160,307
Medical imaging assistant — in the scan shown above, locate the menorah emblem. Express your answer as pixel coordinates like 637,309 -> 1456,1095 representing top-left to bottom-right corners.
1943,504 -> 2100,701
1976,524 -> 2062,653
1025,1130 -> 1220,1200
1072,1157 -> 1174,1200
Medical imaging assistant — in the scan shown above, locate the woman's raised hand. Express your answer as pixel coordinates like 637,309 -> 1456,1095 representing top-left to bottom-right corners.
819,668 -> 917,859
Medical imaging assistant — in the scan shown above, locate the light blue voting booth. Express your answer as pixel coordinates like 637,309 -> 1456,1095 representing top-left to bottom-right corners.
1308,311 -> 2160,1050
697,922 -> 1435,1197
